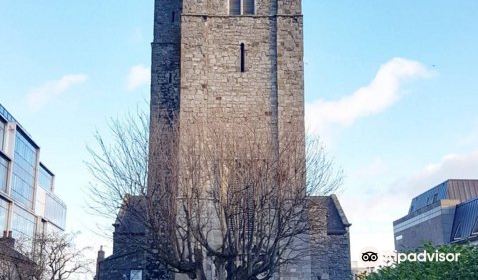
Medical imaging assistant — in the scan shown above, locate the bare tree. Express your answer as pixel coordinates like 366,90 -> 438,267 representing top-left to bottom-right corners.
0,245 -> 34,280
87,110 -> 342,280
32,233 -> 92,280
0,232 -> 91,280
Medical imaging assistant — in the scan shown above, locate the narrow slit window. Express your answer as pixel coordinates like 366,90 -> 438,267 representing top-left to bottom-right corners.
240,43 -> 245,73
168,73 -> 172,84
172,11 -> 176,23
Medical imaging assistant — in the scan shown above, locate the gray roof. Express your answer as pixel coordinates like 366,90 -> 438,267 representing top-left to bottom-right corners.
409,180 -> 478,214
311,195 -> 351,235
114,195 -> 146,234
450,198 -> 478,243
0,237 -> 33,264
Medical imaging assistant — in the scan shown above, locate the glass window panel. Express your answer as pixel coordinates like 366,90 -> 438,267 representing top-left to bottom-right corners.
472,218 -> 478,236
45,194 -> 66,229
46,222 -> 62,235
453,223 -> 463,240
0,155 -> 8,193
11,205 -> 36,250
39,165 -> 53,191
131,270 -> 142,280
243,0 -> 255,15
0,121 -> 5,151
12,132 -> 37,209
0,198 -> 8,233
229,0 -> 241,15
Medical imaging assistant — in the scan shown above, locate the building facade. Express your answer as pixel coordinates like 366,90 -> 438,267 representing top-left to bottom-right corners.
393,179 -> 478,251
98,0 -> 352,279
0,104 -> 66,249
97,195 -> 352,280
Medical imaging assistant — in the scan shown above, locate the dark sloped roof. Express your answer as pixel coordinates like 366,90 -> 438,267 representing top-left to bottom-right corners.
409,180 -> 478,214
0,238 -> 34,264
310,195 -> 351,235
450,198 -> 478,243
114,195 -> 146,234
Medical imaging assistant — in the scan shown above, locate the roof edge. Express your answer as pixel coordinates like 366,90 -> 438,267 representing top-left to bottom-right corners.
330,194 -> 351,227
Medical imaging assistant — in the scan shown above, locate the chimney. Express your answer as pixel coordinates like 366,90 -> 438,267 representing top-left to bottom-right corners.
0,230 -> 15,248
98,246 -> 105,261
95,246 -> 106,280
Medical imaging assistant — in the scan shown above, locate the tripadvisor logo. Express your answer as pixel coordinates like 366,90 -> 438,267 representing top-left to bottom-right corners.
396,250 -> 460,263
361,251 -> 378,262
359,248 -> 461,266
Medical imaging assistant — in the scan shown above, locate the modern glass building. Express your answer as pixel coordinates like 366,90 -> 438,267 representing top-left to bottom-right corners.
393,179 -> 478,251
0,103 -> 66,247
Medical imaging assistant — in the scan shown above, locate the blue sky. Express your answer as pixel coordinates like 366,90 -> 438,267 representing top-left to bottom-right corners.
1,0 -> 478,273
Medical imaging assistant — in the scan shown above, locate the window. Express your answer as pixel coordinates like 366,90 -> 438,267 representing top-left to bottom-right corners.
11,131 -> 37,209
453,223 -> 463,241
39,165 -> 53,191
229,0 -> 241,15
11,205 -> 36,250
0,198 -> 8,234
432,193 -> 438,203
172,11 -> 176,23
240,43 -> 246,72
243,0 -> 255,15
472,218 -> 478,236
0,121 -> 5,151
230,0 -> 255,15
130,270 -> 142,280
0,154 -> 8,193
45,193 -> 66,229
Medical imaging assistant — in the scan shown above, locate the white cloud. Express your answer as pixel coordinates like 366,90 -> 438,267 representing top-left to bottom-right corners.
27,74 -> 88,111
349,157 -> 388,181
126,65 -> 150,91
306,58 -> 432,135
345,150 -> 478,262
403,151 -> 478,197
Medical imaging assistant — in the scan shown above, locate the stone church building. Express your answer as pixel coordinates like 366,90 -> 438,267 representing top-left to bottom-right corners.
96,0 -> 352,279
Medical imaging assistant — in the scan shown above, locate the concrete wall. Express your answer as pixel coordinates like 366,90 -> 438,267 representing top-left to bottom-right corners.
394,206 -> 456,251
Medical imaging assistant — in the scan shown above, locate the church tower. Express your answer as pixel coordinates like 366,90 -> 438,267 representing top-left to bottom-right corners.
149,0 -> 304,152
148,0 -> 306,278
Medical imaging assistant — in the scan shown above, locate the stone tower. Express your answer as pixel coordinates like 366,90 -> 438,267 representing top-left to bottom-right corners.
149,0 -> 305,152
98,1 -> 351,279
149,0 -> 307,278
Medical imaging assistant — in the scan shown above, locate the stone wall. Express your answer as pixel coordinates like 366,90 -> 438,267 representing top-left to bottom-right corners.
146,1 -> 351,280
308,197 -> 352,280
98,250 -> 147,280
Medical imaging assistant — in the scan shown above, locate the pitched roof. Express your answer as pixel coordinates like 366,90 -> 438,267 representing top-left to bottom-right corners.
114,195 -> 146,234
310,195 -> 351,235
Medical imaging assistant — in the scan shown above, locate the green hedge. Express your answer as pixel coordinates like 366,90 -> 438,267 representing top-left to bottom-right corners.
363,244 -> 478,280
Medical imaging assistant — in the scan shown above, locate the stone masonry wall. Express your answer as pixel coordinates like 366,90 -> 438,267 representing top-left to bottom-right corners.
98,250 -> 146,280
309,198 -> 352,280
150,1 -> 317,279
